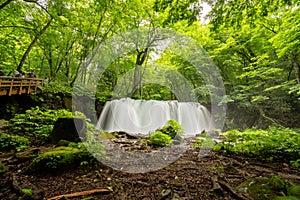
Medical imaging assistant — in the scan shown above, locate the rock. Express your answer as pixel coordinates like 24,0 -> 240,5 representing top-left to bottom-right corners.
237,176 -> 290,200
23,146 -> 94,174
160,189 -> 172,200
56,140 -> 71,147
49,117 -> 87,144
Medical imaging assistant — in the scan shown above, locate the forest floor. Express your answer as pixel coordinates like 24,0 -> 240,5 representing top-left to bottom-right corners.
0,124 -> 300,200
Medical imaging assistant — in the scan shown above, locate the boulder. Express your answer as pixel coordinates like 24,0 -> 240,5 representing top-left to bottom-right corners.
23,146 -> 94,174
49,117 -> 86,144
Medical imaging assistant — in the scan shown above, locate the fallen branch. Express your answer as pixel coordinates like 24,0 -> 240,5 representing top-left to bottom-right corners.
48,188 -> 110,200
218,180 -> 253,200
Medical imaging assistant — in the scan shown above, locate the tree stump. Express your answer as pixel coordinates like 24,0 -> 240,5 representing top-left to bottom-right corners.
49,117 -> 87,144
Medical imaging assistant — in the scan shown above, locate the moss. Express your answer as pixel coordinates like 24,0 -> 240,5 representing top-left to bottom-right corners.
237,176 -> 290,200
24,146 -> 95,174
98,132 -> 116,140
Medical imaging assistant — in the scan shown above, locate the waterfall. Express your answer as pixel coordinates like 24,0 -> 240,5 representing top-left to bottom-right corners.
97,98 -> 214,137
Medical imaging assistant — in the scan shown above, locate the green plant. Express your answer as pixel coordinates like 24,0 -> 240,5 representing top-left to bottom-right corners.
0,162 -> 7,174
290,159 -> 300,168
9,107 -> 85,137
214,126 -> 300,164
194,137 -> 216,150
149,131 -> 172,147
0,133 -> 30,151
156,119 -> 184,140
21,188 -> 33,196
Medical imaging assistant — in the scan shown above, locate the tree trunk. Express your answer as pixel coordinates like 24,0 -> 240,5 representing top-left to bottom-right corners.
127,48 -> 149,97
17,17 -> 53,72
291,54 -> 300,84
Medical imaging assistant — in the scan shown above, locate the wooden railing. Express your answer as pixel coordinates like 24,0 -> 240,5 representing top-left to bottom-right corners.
0,77 -> 44,96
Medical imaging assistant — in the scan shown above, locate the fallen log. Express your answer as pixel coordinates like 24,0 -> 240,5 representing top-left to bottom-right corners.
47,188 -> 110,200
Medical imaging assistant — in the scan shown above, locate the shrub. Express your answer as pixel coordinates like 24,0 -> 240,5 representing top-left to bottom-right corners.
156,119 -> 184,140
0,132 -> 30,151
149,131 -> 172,147
194,137 -> 216,150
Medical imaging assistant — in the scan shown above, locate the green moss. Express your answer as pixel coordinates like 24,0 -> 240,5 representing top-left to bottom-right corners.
24,146 -> 95,174
0,132 -> 30,151
237,176 -> 290,200
97,131 -> 116,140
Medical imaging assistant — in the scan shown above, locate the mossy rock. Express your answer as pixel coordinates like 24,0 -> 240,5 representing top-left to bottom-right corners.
49,117 -> 87,144
24,146 -> 94,174
98,132 -> 116,140
237,176 -> 289,200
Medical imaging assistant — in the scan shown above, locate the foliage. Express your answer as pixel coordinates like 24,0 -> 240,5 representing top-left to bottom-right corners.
214,127 -> 300,163
156,119 -> 184,140
193,137 -> 216,150
9,107 -> 85,137
0,132 -> 30,151
38,81 -> 73,95
21,189 -> 33,196
287,185 -> 300,197
0,0 -> 300,130
290,159 -> 300,168
149,131 -> 173,147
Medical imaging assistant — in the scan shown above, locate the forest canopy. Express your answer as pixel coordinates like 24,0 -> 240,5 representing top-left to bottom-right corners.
0,0 -> 299,128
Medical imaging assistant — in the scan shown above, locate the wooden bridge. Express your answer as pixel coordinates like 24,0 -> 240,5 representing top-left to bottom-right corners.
0,77 -> 44,96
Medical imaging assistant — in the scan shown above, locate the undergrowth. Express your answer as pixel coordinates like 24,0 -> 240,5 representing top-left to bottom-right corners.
0,132 -> 30,151
214,126 -> 300,165
9,107 -> 85,137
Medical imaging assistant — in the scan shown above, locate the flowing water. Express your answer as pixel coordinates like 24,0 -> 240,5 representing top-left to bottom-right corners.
97,98 -> 214,137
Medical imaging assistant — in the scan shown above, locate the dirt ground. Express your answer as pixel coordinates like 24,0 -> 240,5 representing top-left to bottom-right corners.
1,135 -> 300,200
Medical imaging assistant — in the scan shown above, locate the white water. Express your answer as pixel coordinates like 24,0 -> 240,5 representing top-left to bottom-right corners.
97,98 -> 214,137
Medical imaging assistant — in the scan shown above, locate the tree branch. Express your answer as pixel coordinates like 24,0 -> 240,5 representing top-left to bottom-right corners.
0,25 -> 35,30
17,17 -> 53,72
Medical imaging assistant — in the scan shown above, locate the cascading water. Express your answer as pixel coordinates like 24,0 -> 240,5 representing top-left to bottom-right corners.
97,98 -> 214,137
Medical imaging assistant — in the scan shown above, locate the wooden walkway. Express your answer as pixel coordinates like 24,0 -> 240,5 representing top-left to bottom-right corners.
0,77 -> 44,96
